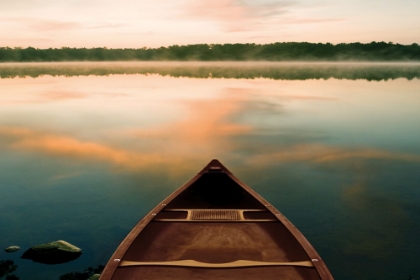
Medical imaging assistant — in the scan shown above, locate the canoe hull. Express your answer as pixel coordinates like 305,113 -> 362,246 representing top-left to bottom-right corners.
100,160 -> 333,280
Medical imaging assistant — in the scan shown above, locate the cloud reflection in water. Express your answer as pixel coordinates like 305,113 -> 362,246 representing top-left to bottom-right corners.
1,64 -> 420,279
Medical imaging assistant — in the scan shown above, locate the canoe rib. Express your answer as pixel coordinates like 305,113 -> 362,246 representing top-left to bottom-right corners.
119,260 -> 314,268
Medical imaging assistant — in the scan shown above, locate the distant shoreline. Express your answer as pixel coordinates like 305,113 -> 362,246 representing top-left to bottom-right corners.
1,42 -> 419,62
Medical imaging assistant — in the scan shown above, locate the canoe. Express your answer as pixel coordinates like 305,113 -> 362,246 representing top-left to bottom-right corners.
100,159 -> 333,280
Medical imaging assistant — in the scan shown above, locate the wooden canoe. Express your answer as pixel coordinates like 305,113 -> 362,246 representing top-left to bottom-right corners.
100,159 -> 333,280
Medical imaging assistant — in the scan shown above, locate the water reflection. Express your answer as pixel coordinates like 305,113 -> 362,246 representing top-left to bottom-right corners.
0,64 -> 419,279
1,61 -> 420,81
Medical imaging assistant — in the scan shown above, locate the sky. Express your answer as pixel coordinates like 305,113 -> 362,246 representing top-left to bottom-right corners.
1,0 -> 420,48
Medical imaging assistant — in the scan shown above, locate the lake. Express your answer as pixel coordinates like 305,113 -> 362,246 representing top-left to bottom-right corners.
0,62 -> 419,279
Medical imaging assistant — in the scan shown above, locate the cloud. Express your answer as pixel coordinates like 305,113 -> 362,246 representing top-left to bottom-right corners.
184,0 -> 297,32
280,17 -> 345,24
38,91 -> 89,101
0,16 -> 82,30
241,0 -> 297,17
127,87 -> 253,153
0,88 -> 253,175
1,91 -> 88,105
181,0 -> 344,36
0,0 -> 51,10
30,20 -> 82,32
185,0 -> 251,32
2,118 -> 419,179
1,16 -> 126,37
0,126 -> 176,173
0,87 -> 256,175
1,89 -> 129,105
246,144 -> 420,166
281,94 -> 337,101
87,23 -> 126,29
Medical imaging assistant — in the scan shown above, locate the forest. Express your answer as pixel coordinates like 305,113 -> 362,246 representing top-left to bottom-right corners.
0,42 -> 419,62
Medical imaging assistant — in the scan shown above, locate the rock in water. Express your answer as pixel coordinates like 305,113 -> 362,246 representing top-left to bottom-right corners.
0,260 -> 17,278
4,246 -> 20,253
21,240 -> 82,264
88,274 -> 101,280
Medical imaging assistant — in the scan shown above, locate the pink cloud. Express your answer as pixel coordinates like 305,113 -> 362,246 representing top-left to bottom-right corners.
128,87 -> 254,156
0,126 -> 189,175
186,0 -> 251,32
279,17 -> 345,24
30,20 -> 82,32
184,0 -> 294,32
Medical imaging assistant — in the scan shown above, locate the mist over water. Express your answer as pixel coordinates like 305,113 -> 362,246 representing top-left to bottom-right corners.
0,62 -> 419,279
1,61 -> 420,80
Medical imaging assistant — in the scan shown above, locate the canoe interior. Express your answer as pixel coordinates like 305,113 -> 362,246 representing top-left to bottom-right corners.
166,172 -> 265,209
101,160 -> 332,280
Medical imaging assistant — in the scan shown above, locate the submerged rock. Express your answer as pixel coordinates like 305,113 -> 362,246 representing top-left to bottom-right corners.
88,274 -> 100,280
59,265 -> 103,280
4,246 -> 20,253
0,260 -> 17,278
21,240 -> 82,264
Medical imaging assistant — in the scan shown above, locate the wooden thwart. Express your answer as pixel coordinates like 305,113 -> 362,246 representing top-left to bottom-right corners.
154,209 -> 277,222
119,259 -> 314,268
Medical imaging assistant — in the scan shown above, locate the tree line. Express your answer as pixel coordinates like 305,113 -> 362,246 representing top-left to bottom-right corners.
0,42 -> 419,62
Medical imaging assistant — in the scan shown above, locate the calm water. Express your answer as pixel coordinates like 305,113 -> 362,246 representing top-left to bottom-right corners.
0,62 -> 419,279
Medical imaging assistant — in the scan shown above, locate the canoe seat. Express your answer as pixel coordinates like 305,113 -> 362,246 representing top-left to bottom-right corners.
119,259 -> 314,268
153,209 -> 278,222
191,209 -> 241,220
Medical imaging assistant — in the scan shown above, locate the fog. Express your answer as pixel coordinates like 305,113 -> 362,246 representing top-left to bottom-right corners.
1,61 -> 420,81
